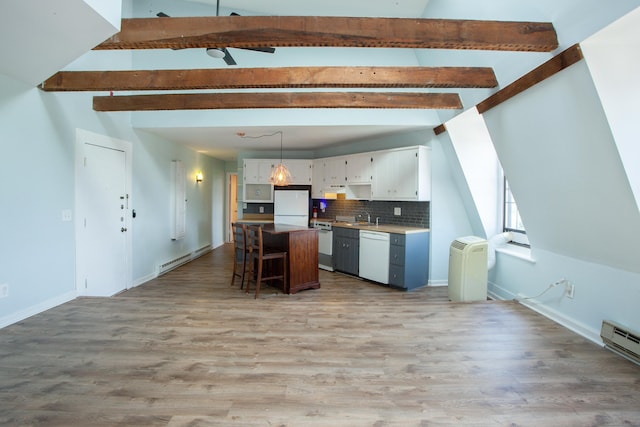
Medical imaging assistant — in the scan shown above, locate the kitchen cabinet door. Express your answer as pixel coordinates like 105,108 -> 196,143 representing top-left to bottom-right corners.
372,146 -> 430,201
333,227 -> 359,275
285,159 -> 312,184
388,232 -> 429,290
324,156 -> 347,186
244,159 -> 275,184
311,159 -> 325,198
345,153 -> 373,184
371,150 -> 395,199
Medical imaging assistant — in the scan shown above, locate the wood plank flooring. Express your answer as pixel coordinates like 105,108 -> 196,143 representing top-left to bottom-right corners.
1,244 -> 639,426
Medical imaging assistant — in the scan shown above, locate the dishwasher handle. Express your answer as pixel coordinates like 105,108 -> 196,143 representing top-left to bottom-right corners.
359,230 -> 390,241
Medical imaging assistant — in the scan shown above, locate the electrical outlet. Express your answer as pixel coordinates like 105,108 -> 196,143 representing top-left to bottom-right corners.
259,206 -> 264,213
0,283 -> 8,299
62,209 -> 72,222
394,207 -> 401,216
566,282 -> 575,299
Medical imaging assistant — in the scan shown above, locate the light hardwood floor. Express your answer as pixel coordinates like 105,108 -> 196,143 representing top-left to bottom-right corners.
1,244 -> 639,426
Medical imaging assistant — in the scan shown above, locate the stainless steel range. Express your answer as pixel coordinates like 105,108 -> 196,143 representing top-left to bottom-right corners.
312,219 -> 334,271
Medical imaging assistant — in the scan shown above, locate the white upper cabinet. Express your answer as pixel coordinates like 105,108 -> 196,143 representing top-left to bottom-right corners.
245,146 -> 430,201
345,153 -> 373,184
283,159 -> 313,185
244,159 -> 275,184
311,159 -> 325,198
323,156 -> 347,187
372,146 -> 431,201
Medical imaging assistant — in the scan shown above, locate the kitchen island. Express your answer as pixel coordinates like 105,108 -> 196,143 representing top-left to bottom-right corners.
261,224 -> 320,294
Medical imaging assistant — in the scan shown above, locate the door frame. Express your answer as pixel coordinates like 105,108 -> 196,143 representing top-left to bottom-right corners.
227,172 -> 238,243
75,128 -> 133,295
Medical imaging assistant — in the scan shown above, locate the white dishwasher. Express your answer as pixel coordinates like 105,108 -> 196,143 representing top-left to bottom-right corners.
359,230 -> 390,284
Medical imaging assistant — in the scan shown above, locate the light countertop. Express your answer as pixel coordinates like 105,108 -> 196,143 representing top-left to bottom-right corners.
332,222 -> 429,234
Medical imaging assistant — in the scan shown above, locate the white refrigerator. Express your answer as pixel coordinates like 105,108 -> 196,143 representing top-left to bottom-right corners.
274,190 -> 309,227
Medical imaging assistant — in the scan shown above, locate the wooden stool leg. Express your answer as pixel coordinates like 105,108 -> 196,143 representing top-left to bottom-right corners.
254,256 -> 264,299
245,256 -> 253,295
283,255 -> 288,293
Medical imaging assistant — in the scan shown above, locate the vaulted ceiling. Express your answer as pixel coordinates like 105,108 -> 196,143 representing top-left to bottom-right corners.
2,0 -> 637,160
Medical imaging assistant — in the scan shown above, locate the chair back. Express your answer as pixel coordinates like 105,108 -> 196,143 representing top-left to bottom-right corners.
232,222 -> 247,252
247,225 -> 263,258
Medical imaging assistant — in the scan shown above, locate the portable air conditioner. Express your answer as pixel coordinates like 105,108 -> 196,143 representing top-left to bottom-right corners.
448,236 -> 488,302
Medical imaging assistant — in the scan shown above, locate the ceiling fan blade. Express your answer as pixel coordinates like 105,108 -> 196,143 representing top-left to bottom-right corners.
241,47 -> 276,54
222,48 -> 237,66
156,12 -> 186,50
229,12 -> 276,54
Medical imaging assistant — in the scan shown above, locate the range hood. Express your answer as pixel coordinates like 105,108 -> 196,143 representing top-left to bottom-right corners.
323,185 -> 346,200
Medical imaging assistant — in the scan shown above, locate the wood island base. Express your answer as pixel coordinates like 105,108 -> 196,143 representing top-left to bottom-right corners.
261,224 -> 320,294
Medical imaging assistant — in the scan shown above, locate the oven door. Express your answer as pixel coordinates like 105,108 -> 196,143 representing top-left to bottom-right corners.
317,229 -> 334,271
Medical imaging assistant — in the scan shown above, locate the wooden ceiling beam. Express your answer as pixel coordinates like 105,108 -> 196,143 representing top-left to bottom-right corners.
40,66 -> 498,91
93,92 -> 463,111
477,44 -> 583,114
94,16 -> 558,52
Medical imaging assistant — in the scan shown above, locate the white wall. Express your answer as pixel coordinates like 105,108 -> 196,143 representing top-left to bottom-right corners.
482,57 -> 640,340
429,135 -> 475,283
581,6 -> 640,211
483,61 -> 640,273
0,72 -> 220,328
446,109 -> 502,239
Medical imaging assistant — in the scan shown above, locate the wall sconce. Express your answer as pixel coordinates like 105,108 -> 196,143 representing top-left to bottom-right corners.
195,172 -> 203,183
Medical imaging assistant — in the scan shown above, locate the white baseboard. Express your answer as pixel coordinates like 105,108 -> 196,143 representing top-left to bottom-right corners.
428,279 -> 448,287
0,290 -> 77,330
133,272 -> 156,288
136,244 -> 214,287
489,282 -> 602,346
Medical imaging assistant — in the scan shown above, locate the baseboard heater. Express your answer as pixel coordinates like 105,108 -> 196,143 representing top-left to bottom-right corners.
158,245 -> 212,276
601,320 -> 640,365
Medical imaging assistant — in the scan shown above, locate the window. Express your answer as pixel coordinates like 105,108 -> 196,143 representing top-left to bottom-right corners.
503,177 -> 530,247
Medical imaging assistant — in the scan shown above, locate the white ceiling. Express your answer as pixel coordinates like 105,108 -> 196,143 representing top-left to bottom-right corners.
186,0 -> 431,18
3,0 -> 638,161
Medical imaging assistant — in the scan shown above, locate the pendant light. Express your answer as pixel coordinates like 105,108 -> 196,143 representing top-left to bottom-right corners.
237,130 -> 292,186
270,131 -> 291,186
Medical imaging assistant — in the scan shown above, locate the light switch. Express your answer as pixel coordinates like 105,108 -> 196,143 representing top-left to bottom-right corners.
62,209 -> 73,222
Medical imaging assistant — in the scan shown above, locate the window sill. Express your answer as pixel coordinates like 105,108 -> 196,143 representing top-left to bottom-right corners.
495,244 -> 536,264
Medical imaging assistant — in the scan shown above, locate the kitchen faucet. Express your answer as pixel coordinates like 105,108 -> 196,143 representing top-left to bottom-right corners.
359,211 -> 371,224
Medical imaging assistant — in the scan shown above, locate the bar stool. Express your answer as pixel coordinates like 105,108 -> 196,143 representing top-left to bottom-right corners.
246,225 -> 287,299
230,222 -> 249,289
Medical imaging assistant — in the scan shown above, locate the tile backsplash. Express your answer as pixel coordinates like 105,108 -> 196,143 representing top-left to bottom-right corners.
313,199 -> 429,228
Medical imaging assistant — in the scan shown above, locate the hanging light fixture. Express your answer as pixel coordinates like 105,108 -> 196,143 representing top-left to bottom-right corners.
238,131 -> 292,186
270,131 -> 291,186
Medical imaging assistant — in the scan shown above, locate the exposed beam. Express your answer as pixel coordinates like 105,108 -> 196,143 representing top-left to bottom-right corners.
40,66 -> 498,91
477,44 -> 583,114
433,124 -> 447,135
93,92 -> 463,111
94,16 -> 558,52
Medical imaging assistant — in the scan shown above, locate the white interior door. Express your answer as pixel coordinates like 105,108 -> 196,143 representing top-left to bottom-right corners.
76,130 -> 132,296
